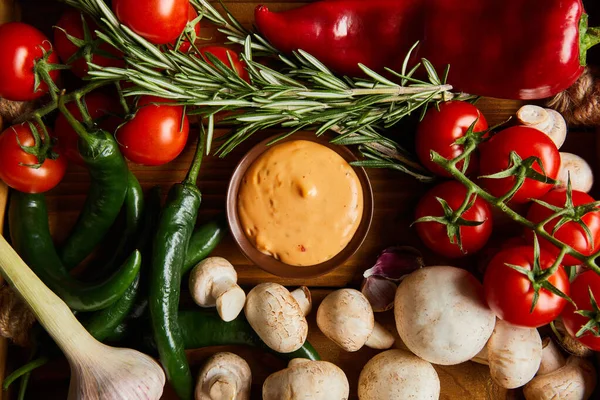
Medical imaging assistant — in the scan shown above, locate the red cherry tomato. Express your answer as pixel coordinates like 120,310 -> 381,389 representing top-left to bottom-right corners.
112,0 -> 189,45
169,4 -> 200,52
484,245 -> 570,328
561,271 -> 600,351
0,23 -> 60,101
116,95 -> 189,166
0,124 -> 67,193
54,9 -> 124,78
198,46 -> 250,82
416,101 -> 488,177
525,188 -> 600,266
479,126 -> 560,204
54,92 -> 123,166
414,180 -> 493,258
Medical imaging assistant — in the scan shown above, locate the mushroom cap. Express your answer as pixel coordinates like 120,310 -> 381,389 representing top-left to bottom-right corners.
195,352 -> 251,400
523,356 -> 597,400
557,152 -> 594,193
263,360 -> 349,400
316,288 -> 374,352
190,257 -> 238,307
487,319 -> 542,389
244,283 -> 308,353
358,349 -> 440,400
394,266 -> 496,365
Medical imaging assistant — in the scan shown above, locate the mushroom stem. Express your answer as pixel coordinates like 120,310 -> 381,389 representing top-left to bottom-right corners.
538,337 -> 566,376
290,286 -> 312,316
212,281 -> 246,323
189,257 -> 246,322
195,352 -> 251,400
364,321 -> 395,350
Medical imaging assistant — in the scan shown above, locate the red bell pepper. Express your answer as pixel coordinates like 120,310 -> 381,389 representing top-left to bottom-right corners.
255,0 -> 600,100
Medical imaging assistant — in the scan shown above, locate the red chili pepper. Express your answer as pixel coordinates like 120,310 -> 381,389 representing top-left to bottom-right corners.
255,0 -> 600,100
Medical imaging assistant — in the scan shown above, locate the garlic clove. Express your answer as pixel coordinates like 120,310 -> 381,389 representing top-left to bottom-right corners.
361,276 -> 397,312
363,246 -> 424,281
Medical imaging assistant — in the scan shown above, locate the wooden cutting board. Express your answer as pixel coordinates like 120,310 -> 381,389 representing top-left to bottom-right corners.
2,1 -> 599,399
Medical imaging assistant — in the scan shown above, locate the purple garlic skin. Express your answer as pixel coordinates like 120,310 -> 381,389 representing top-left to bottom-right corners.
363,246 -> 425,281
361,246 -> 425,312
361,276 -> 397,312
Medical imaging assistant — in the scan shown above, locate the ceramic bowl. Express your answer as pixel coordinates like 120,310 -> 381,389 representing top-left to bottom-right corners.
226,131 -> 373,278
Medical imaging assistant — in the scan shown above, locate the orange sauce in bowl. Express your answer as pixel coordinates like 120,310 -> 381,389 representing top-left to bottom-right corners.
237,140 -> 364,266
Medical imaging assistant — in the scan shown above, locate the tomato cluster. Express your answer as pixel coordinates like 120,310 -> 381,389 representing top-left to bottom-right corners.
0,4 -> 250,194
414,101 -> 600,349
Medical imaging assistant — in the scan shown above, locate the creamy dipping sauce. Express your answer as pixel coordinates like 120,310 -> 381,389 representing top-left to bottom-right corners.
237,140 -> 363,266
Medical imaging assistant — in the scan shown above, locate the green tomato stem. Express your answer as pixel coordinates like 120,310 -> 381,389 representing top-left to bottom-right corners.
432,150 -> 600,275
14,81 -> 111,124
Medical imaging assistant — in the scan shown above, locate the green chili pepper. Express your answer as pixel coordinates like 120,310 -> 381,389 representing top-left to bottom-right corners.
85,171 -> 144,281
57,95 -> 129,270
149,133 -> 205,400
177,310 -> 320,361
78,274 -> 141,340
183,217 -> 228,274
117,309 -> 320,361
8,191 -> 141,312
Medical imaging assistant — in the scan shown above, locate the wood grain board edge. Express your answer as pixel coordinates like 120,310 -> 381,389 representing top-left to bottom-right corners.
0,181 -> 9,400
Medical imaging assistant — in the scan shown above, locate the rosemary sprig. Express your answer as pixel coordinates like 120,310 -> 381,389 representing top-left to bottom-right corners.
62,0 -> 470,181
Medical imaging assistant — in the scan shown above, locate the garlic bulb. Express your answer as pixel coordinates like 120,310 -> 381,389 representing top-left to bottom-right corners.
0,235 -> 165,400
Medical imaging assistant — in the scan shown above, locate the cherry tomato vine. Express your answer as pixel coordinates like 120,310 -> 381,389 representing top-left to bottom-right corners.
430,124 -> 600,274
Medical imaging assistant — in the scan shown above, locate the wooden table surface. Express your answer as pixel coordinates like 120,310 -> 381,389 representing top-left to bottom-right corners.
3,1 -> 600,399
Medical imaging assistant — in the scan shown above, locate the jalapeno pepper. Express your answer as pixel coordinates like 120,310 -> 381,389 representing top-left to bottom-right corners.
57,94 -> 129,269
255,0 -> 600,100
183,217 -> 228,273
85,171 -> 144,281
149,133 -> 205,400
114,310 -> 320,361
105,216 -> 228,341
176,310 -> 320,361
8,191 -> 141,311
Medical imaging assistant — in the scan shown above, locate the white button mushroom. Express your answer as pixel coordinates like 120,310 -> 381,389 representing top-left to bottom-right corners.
189,257 -> 246,322
195,352 -> 251,400
517,105 -> 567,149
523,353 -> 597,400
394,266 -> 496,365
557,152 -> 594,193
358,349 -> 440,400
244,283 -> 310,353
472,319 -> 542,389
262,359 -> 349,400
316,288 -> 395,352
